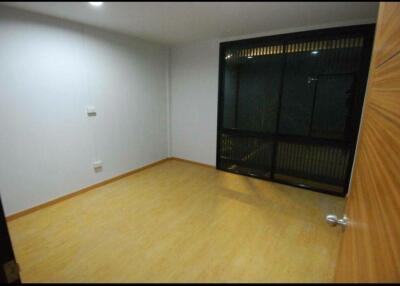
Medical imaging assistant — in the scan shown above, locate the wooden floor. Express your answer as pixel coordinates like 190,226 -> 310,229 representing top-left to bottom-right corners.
7,159 -> 345,283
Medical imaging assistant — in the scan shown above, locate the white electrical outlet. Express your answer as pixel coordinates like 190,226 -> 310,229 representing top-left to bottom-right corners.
86,106 -> 96,116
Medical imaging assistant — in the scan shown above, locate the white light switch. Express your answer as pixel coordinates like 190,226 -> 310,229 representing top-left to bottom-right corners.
93,160 -> 103,169
86,106 -> 96,116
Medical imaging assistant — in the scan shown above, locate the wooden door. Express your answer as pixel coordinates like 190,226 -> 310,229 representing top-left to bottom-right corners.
334,2 -> 400,282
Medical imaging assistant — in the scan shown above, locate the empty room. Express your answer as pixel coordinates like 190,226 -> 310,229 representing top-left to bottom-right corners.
0,1 -> 399,283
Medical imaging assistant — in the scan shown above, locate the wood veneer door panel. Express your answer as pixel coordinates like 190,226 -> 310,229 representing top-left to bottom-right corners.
373,2 -> 400,67
334,2 -> 400,282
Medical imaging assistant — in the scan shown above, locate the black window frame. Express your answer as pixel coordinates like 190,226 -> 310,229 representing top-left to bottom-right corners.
216,24 -> 375,197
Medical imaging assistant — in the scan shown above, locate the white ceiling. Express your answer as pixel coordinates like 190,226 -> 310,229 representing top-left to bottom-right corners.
1,2 -> 378,45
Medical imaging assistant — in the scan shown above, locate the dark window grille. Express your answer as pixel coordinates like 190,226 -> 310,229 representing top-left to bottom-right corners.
217,25 -> 374,196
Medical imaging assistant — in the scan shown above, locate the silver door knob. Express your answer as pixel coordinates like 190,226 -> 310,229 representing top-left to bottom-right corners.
326,214 -> 349,228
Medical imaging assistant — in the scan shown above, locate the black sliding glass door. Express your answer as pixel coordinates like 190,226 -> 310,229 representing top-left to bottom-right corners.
217,25 -> 374,196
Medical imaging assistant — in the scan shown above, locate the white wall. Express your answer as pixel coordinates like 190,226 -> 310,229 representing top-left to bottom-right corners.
0,7 -> 169,215
170,40 -> 220,165
169,20 -> 376,166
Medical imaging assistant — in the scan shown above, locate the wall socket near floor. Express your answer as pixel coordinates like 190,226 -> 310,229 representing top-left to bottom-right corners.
93,160 -> 103,172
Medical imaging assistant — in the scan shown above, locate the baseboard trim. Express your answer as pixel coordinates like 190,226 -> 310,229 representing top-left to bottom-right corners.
169,157 -> 215,169
6,157 -> 215,222
6,158 -> 171,222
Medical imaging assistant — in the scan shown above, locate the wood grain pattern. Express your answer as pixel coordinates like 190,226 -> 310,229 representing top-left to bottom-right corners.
7,159 -> 344,283
373,2 -> 400,67
335,2 -> 400,282
6,158 -> 170,222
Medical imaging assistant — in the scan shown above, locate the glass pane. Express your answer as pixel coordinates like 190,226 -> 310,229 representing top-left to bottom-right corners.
236,56 -> 282,133
274,141 -> 350,194
311,74 -> 355,140
222,63 -> 238,129
222,46 -> 283,133
219,133 -> 274,179
278,50 -> 317,136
